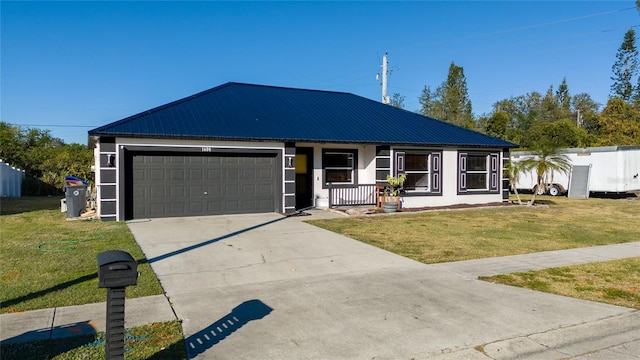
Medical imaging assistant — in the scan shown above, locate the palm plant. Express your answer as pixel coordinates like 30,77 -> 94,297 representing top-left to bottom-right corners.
504,159 -> 524,205
521,144 -> 572,205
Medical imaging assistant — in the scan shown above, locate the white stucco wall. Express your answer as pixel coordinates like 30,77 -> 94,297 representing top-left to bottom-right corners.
94,136 -> 506,219
397,148 -> 505,208
294,143 -> 377,206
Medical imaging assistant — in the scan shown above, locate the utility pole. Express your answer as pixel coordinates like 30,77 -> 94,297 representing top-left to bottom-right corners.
381,53 -> 390,104
577,109 -> 582,127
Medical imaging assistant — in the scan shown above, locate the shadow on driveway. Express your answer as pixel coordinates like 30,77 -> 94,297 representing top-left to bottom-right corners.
186,299 -> 273,358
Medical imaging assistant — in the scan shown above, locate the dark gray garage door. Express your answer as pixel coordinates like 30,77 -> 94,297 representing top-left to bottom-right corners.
130,152 -> 280,219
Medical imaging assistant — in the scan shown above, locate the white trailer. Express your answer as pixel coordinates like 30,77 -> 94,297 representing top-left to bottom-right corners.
510,146 -> 640,198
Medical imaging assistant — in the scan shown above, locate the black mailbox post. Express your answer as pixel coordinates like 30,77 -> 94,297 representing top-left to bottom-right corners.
97,250 -> 139,360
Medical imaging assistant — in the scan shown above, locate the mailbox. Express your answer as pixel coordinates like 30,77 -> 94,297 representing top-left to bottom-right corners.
97,250 -> 138,288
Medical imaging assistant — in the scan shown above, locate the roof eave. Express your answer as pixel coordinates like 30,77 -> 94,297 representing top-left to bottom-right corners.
88,132 -> 518,148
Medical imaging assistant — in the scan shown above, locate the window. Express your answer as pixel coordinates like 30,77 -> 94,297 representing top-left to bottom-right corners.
395,150 -> 441,193
323,149 -> 357,186
458,152 -> 499,193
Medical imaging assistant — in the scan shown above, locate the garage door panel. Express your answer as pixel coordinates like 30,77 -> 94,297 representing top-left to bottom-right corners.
150,170 -> 164,180
171,169 -> 185,180
207,185 -> 222,197
225,184 -> 240,196
242,184 -> 256,196
242,169 -> 256,180
149,203 -> 167,216
189,169 -> 203,180
189,185 -> 204,196
208,169 -> 222,180
189,202 -> 204,213
170,185 -> 185,197
149,186 -> 167,198
258,169 -> 273,180
170,202 -> 185,214
207,201 -> 222,213
131,152 -> 279,219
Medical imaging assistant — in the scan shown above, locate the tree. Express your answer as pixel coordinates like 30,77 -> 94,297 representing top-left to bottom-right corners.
440,62 -> 474,128
389,93 -> 406,109
521,144 -> 572,205
610,28 -> 638,102
418,86 -> 441,118
0,122 -> 94,195
571,93 -> 600,134
541,85 -> 563,122
419,61 -> 474,128
596,97 -> 640,146
483,111 -> 509,139
555,77 -> 571,115
527,119 -> 589,149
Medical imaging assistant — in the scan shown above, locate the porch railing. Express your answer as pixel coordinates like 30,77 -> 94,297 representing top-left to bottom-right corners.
327,183 -> 380,208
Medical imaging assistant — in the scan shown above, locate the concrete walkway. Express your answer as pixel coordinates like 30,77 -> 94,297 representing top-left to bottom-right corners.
1,210 -> 639,360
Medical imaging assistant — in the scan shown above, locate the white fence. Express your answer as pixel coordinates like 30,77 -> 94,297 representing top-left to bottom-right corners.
0,159 -> 25,197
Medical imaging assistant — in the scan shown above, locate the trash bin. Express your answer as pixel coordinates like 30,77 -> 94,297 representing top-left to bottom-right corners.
64,185 -> 87,218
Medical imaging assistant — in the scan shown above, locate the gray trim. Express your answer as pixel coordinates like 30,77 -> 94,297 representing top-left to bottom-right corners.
100,201 -> 117,217
375,146 -> 391,185
285,170 -> 295,181
100,169 -> 116,183
284,195 -> 296,208
376,170 -> 390,183
100,154 -> 117,168
376,146 -> 390,157
100,140 -> 116,152
101,185 -> 116,200
376,158 -> 390,168
284,182 -> 296,194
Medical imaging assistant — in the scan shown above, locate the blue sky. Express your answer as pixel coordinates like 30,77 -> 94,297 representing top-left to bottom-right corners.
2,1 -> 639,145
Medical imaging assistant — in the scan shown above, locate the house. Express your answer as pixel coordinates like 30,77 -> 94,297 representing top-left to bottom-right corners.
88,82 -> 517,221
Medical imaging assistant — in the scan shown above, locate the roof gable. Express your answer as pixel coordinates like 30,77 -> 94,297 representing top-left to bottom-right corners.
89,82 -> 517,148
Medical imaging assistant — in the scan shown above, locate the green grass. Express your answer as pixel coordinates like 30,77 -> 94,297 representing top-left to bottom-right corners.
1,197 -> 164,313
307,195 -> 640,264
480,258 -> 640,310
0,320 -> 186,360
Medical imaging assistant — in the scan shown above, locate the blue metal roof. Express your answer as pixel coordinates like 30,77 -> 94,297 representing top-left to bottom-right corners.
89,82 -> 517,148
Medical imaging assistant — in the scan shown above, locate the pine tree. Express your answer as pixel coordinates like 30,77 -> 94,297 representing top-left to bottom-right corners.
610,28 -> 638,102
441,62 -> 474,128
555,77 -> 571,114
389,93 -> 406,109
419,62 -> 474,128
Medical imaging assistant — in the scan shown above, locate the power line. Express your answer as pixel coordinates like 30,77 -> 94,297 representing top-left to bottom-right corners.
7,123 -> 97,128
391,6 -> 638,52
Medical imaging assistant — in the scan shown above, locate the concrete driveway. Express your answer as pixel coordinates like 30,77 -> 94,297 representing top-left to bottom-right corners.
127,211 -> 638,359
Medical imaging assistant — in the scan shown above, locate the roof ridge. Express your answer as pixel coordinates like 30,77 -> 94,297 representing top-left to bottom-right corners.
89,82 -> 354,134
227,82 -> 352,96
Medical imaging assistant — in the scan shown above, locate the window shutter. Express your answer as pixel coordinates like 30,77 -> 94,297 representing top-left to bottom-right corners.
395,152 -> 405,175
431,152 -> 441,193
459,153 -> 467,192
490,154 -> 499,191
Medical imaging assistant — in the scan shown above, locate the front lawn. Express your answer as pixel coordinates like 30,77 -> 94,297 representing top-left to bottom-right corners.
307,195 -> 640,264
1,197 -> 186,359
1,197 -> 164,314
480,257 -> 640,310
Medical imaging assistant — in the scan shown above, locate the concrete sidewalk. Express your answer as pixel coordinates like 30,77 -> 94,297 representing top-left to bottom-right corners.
0,295 -> 176,344
1,210 -> 639,360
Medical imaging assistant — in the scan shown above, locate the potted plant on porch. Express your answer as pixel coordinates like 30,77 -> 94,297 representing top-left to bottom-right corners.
381,174 -> 407,213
